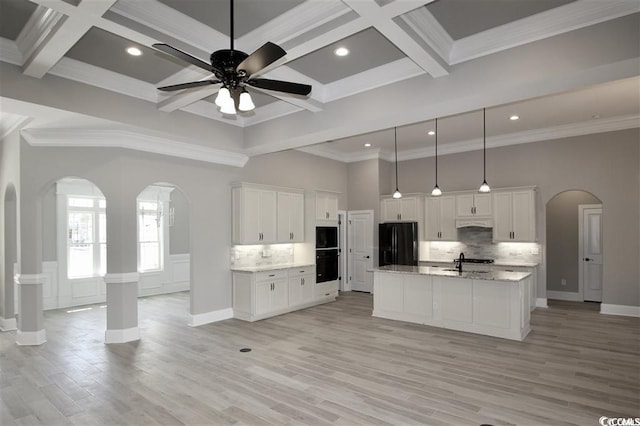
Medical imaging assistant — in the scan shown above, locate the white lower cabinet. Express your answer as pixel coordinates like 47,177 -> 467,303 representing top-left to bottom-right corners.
374,272 -> 530,341
234,265 -> 336,322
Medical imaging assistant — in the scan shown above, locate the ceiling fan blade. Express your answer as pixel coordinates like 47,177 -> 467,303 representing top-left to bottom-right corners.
236,42 -> 286,76
247,78 -> 312,96
153,43 -> 212,73
157,80 -> 220,92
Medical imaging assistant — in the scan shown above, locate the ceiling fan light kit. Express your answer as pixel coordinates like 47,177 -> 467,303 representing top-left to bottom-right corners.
153,0 -> 311,116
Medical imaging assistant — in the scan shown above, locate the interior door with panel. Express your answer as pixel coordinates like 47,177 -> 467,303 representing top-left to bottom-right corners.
580,206 -> 603,302
348,210 -> 374,292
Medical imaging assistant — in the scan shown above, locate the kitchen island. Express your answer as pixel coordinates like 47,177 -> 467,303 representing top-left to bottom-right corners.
373,265 -> 532,341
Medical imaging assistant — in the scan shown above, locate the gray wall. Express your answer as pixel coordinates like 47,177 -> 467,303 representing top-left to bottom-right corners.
18,141 -> 347,317
546,190 -> 601,293
391,128 -> 640,307
0,128 -> 21,321
41,185 -> 56,261
169,189 -> 190,255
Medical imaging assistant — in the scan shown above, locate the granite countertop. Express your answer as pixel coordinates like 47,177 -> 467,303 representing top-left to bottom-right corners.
374,265 -> 531,282
420,259 -> 539,268
231,263 -> 315,272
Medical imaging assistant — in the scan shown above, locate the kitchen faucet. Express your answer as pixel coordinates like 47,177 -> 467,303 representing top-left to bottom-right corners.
455,252 -> 465,273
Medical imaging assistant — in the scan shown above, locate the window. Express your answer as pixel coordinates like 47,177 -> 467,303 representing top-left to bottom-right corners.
138,199 -> 163,272
67,197 -> 106,278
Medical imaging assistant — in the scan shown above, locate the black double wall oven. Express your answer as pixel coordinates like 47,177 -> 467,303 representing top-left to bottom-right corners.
316,226 -> 339,284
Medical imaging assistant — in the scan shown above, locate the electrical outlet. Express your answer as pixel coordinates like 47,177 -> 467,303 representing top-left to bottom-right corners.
561,279 -> 567,286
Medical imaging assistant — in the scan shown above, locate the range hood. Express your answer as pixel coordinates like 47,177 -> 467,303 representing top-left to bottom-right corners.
455,218 -> 493,228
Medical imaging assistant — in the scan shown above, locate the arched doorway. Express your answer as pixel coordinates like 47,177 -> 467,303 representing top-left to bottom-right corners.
546,190 -> 602,303
136,183 -> 191,322
1,184 -> 18,331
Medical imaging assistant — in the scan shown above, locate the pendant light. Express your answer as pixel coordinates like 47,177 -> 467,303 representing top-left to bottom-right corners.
431,117 -> 442,197
478,108 -> 491,193
392,127 -> 402,199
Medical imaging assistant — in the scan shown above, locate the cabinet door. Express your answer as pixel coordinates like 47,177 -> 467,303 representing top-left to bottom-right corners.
277,192 -> 292,242
374,273 -> 403,313
288,277 -> 303,306
255,280 -> 272,315
244,188 -> 263,244
425,197 -> 441,240
326,193 -> 338,221
474,193 -> 492,216
381,198 -> 400,222
456,194 -> 475,217
399,197 -> 418,221
260,190 -> 277,243
300,274 -> 314,303
511,190 -> 535,241
439,196 -> 457,240
290,192 -> 305,242
493,192 -> 513,241
271,279 -> 289,311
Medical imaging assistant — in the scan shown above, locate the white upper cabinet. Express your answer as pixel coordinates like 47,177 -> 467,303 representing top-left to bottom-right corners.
456,193 -> 492,217
316,191 -> 338,222
380,195 -> 422,222
425,196 -> 457,240
277,191 -> 304,243
233,185 -> 277,244
232,183 -> 304,245
493,189 -> 536,242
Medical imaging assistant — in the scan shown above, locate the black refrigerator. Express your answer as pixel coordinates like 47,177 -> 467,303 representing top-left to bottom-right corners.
379,222 -> 419,266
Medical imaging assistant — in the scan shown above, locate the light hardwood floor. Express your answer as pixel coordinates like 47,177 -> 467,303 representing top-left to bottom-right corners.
1,292 -> 638,425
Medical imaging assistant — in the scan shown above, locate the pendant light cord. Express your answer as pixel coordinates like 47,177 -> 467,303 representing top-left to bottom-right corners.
483,108 -> 486,181
434,118 -> 438,186
394,127 -> 399,189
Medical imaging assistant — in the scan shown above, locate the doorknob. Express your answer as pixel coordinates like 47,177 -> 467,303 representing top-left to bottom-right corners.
584,257 -> 591,261
365,256 -> 370,259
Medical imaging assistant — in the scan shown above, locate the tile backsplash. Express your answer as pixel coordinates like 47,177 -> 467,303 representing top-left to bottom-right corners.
230,244 -> 294,268
421,227 -> 541,264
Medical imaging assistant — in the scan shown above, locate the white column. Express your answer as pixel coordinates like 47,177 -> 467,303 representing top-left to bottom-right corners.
15,273 -> 47,345
104,272 -> 140,344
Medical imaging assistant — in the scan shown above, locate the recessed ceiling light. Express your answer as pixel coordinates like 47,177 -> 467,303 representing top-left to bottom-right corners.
509,115 -> 520,121
334,47 -> 349,57
127,47 -> 142,56
427,130 -> 435,136
364,143 -> 372,147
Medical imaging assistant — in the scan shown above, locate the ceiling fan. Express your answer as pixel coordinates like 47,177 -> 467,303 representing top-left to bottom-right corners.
152,0 -> 311,114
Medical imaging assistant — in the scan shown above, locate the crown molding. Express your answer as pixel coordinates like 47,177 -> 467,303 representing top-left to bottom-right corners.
302,114 -> 640,163
21,128 -> 249,167
15,5 -> 65,63
399,7 -> 453,64
0,38 -> 24,66
450,0 -> 640,65
0,113 -> 31,141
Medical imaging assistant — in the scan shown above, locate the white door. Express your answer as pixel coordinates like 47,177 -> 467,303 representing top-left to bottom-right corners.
348,210 -> 374,292
580,205 -> 603,302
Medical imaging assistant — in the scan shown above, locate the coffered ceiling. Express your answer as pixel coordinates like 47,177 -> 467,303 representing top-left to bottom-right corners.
0,0 -> 638,165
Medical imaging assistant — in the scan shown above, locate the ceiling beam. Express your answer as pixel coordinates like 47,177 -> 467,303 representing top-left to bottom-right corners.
22,0 -> 118,78
342,0 -> 448,78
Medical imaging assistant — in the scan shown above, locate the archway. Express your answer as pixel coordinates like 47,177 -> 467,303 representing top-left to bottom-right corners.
546,190 -> 602,303
136,183 -> 191,323
1,184 -> 18,331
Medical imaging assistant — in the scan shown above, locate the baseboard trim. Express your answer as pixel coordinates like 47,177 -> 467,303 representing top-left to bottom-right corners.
105,326 -> 140,344
547,290 -> 580,301
536,298 -> 548,308
16,329 -> 47,345
0,317 -> 17,331
601,304 -> 640,317
188,308 -> 234,327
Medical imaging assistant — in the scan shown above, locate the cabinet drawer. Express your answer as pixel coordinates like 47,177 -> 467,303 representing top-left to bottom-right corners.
289,266 -> 315,276
255,270 -> 287,282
